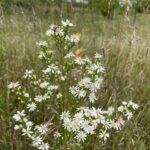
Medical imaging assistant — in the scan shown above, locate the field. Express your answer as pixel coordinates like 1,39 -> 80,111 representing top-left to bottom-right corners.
0,2 -> 150,150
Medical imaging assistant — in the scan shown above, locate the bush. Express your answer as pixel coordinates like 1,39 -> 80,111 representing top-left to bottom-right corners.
9,20 -> 139,149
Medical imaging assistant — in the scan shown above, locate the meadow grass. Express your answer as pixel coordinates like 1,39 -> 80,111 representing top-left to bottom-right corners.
0,6 -> 150,149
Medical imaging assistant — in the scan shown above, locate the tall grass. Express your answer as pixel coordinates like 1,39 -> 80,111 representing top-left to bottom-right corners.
0,5 -> 150,149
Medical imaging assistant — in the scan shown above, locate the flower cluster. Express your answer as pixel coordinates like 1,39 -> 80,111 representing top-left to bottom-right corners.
12,110 -> 51,150
9,19 -> 139,149
61,101 -> 139,142
46,19 -> 80,44
68,53 -> 104,103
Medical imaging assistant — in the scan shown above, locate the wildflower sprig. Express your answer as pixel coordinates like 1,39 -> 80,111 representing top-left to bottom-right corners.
61,100 -> 139,142
9,20 -> 139,149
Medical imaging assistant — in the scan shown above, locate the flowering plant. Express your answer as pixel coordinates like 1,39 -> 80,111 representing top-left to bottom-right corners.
9,19 -> 139,150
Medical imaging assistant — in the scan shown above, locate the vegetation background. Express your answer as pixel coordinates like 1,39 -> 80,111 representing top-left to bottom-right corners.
0,0 -> 150,149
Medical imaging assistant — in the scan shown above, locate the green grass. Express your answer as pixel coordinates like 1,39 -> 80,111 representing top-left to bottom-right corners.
0,6 -> 150,149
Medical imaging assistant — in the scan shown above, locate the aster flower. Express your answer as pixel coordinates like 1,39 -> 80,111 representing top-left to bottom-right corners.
32,136 -> 43,147
36,41 -> 48,47
61,19 -> 73,27
27,102 -> 37,112
99,130 -> 109,141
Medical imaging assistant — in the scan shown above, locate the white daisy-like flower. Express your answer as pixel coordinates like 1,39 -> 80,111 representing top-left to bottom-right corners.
46,24 -> 56,36
34,95 -> 44,102
32,136 -> 43,147
39,81 -> 49,89
48,85 -> 58,91
76,131 -> 87,142
66,34 -> 80,43
60,76 -> 66,81
14,125 -> 21,130
13,114 -> 21,121
23,92 -> 29,98
39,142 -> 50,150
55,27 -> 64,36
62,19 -> 73,27
38,51 -> 46,59
26,121 -> 33,127
22,126 -> 33,137
122,101 -> 127,105
42,64 -> 61,74
23,69 -> 33,79
60,111 -> 70,120
69,86 -> 79,96
99,130 -> 109,141
75,57 -> 85,65
64,52 -> 75,59
128,100 -> 139,110
89,82 -> 100,92
126,111 -> 133,120
53,131 -> 61,138
77,89 -> 86,99
118,106 -> 124,112
27,102 -> 37,112
70,119 -> 80,132
78,77 -> 91,88
107,107 -> 114,115
102,120 -> 111,129
95,53 -> 102,59
36,124 -> 48,135
89,92 -> 97,103
13,110 -> 25,121
36,41 -> 48,47
56,93 -> 62,99
8,82 -> 20,89
63,118 -> 72,131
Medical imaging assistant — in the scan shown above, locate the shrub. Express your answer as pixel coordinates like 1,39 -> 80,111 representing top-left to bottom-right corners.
9,20 -> 139,149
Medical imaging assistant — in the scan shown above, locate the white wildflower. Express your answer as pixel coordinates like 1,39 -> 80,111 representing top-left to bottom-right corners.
55,27 -> 64,36
64,52 -> 75,59
54,131 -> 61,138
99,130 -> 109,141
36,124 -> 48,135
27,102 -> 37,112
76,131 -> 87,142
46,25 -> 56,36
39,142 -> 50,150
38,51 -> 46,59
75,57 -> 85,65
32,136 -> 43,147
107,107 -> 114,115
62,19 -> 73,27
95,53 -> 102,59
78,77 -> 91,88
14,125 -> 21,130
118,106 -> 124,112
26,121 -> 33,127
13,114 -> 21,121
24,69 -> 33,79
39,81 -> 49,89
56,93 -> 62,99
89,92 -> 97,103
60,111 -> 70,120
77,89 -> 86,98
122,101 -> 127,105
126,111 -> 133,120
63,118 -> 72,131
8,82 -> 20,89
22,126 -> 33,137
89,82 -> 100,92
128,100 -> 139,110
36,41 -> 48,47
